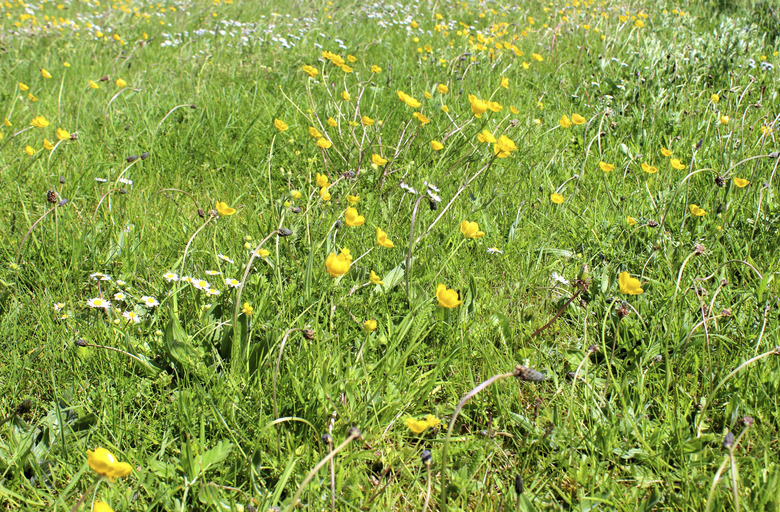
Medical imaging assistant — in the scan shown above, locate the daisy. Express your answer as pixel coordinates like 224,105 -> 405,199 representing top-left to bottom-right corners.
192,279 -> 211,291
205,288 -> 221,297
217,253 -> 235,264
487,247 -> 503,255
205,270 -> 222,276
123,311 -> 141,323
86,297 -> 111,309
116,279 -> 126,286
141,296 -> 159,307
224,278 -> 241,288
53,302 -> 65,312
94,177 -> 108,183
117,178 -> 133,185
90,272 -> 112,281
114,292 -> 126,301
399,182 -> 419,195
163,272 -> 179,282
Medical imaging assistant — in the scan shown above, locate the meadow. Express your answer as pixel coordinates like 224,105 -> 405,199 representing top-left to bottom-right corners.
1,0 -> 780,509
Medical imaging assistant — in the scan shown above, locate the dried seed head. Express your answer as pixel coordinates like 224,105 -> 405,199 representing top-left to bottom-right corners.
99,75 -> 109,82
720,308 -> 732,318
118,188 -> 127,195
428,198 -> 439,211
333,220 -> 342,229
140,151 -> 150,160
208,209 -> 218,218
617,304 -> 630,317
769,151 -> 779,159
70,132 -> 79,141
742,416 -> 754,427
421,449 -> 432,465
347,426 -> 361,438
696,139 -> 703,150
587,344 -> 599,353
343,170 -> 355,180
694,244 -> 706,255
59,175 -> 65,184
515,365 -> 546,382
722,431 -> 734,449
57,198 -> 69,207
15,399 -> 33,415
291,206 -> 301,213
303,329 -> 315,340
75,338 -> 88,347
322,433 -> 333,445
46,190 -> 57,203
715,176 -> 724,187
278,228 -> 293,237
647,220 -> 659,228
126,155 -> 139,163
652,354 -> 663,363
514,474 -> 524,495
197,208 -> 205,218
190,104 -> 197,109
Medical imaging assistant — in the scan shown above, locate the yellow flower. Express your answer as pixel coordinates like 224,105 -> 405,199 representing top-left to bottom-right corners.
559,115 -> 572,128
618,271 -> 644,295
31,115 -> 49,128
437,83 -> 449,94
327,117 -> 337,127
477,130 -> 496,144
369,270 -> 384,285
56,128 -> 70,140
376,227 -> 395,248
460,220 -> 485,239
510,105 -> 520,114
256,248 -> 271,258
215,201 -> 237,216
711,93 -> 720,103
89,80 -> 99,89
319,187 -> 331,201
18,82 -> 29,91
488,101 -> 502,112
627,216 -> 638,226
361,116 -> 375,126
341,91 -> 351,102
325,248 -> 352,277
468,94 -> 489,117
41,68 -> 52,78
274,118 -> 288,132
28,92 -> 38,102
719,115 -> 729,125
345,207 -> 365,227
431,140 -> 444,151
115,78 -> 127,88
24,145 -> 35,156
301,65 -> 319,78
436,284 -> 461,308
87,448 -> 133,481
441,105 -> 449,113
424,91 -> 432,99
43,138 -> 54,150
241,302 -> 253,315
413,112 -> 430,125
641,162 -> 658,174
493,135 -> 517,158
364,319 -> 377,332
291,190 -> 302,199
3,118 -> 10,127
346,194 -> 360,205
689,204 -> 707,217
500,77 -> 509,89
341,64 -> 353,73
316,173 -> 330,188
397,90 -> 422,108
316,138 -> 332,149
760,125 -> 772,136
308,126 -> 323,138
634,19 -> 644,28
599,161 -> 615,172
371,154 -> 388,166
733,177 -> 750,188
550,193 -> 564,204
572,113 -> 586,125
406,414 -> 440,434
371,65 -> 382,73
93,501 -> 115,512
660,147 -> 672,157
670,158 -> 686,170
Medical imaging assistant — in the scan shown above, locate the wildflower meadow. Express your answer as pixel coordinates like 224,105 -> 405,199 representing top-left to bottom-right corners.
2,0 -> 780,509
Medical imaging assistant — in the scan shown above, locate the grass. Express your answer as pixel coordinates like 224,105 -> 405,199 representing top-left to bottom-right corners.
1,0 -> 780,510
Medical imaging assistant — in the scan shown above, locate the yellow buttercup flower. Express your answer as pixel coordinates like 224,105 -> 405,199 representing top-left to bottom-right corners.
627,216 -> 638,226
56,128 -> 70,140
397,90 -> 422,108
24,145 -> 35,156
87,447 -> 133,481
346,194 -> 360,205
719,115 -> 729,125
316,138 -> 332,149
371,154 -> 388,166
424,91 -> 432,99
733,177 -> 749,188
319,187 -> 331,201
660,147 -> 672,157
215,201 -> 236,216
369,270 -> 384,285
689,204 -> 706,217
670,158 -> 686,170
364,319 -> 377,332
18,82 -> 29,91
571,113 -> 586,125
344,207 -> 365,227
325,248 -> 352,277
371,65 -> 382,73
241,302 -> 253,315
308,126 -> 323,138
327,117 -> 337,127
377,227 -> 395,248
28,92 -> 38,102
531,53 -> 543,62
493,135 -> 517,158
468,94 -> 489,117
301,65 -> 319,78
115,78 -> 127,88
431,140 -> 444,151
93,501 -> 115,512
316,173 -> 330,188
641,162 -> 658,174
599,161 -> 615,172
41,68 -> 52,78
436,284 -> 461,308
341,91 -> 351,102
291,190 -> 302,199
559,115 -> 572,128
89,80 -> 99,89
361,116 -> 375,126
460,220 -> 485,239
437,83 -> 449,94
550,193 -> 564,204
31,115 -> 49,128
406,414 -> 441,434
500,77 -> 509,89
274,118 -> 288,132
710,93 -> 720,103
618,271 -> 643,295
413,112 -> 430,125
43,138 -> 54,150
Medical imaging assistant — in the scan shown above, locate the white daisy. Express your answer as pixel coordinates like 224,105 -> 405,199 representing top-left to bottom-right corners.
487,247 -> 503,255
118,177 -> 134,185
181,276 -> 193,284
89,272 -> 111,281
116,279 -> 126,286
114,292 -> 126,301
192,279 -> 211,291
123,311 -> 141,323
205,288 -> 221,297
205,270 -> 222,276
53,302 -> 65,312
225,278 -> 241,288
217,253 -> 235,264
400,182 -> 419,195
94,177 -> 108,183
163,272 -> 179,282
141,296 -> 159,307
86,297 -> 111,309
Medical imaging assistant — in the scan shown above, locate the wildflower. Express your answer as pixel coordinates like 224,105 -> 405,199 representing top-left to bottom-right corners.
140,296 -> 159,307
660,147 -> 672,157
43,139 -> 54,150
341,91 -> 351,102
56,128 -> 70,141
559,115 -> 572,128
689,204 -> 707,217
371,65 -> 382,73
760,125 -> 772,136
488,101 -> 503,112
618,271 -> 644,295
493,135 -> 517,158
634,19 -> 644,28
531,53 -> 543,62
346,194 -> 360,205
87,448 -> 133,480
436,284 -> 461,308
406,415 -> 440,434
254,248 -> 271,258
89,80 -> 99,89
215,201 -> 237,216
468,94 -> 489,117
437,83 -> 449,94
163,272 -> 179,282
116,279 -> 126,286
710,93 -> 720,103
327,117 -> 337,127
670,158 -> 686,170
115,78 -> 127,88
399,183 -> 418,195
41,68 -> 52,78
720,115 -> 729,125
301,65 -> 319,77
205,288 -> 221,297
369,270 -> 384,285
571,113 -> 586,125
627,216 -> 638,226
3,118 -> 10,126
320,187 -> 331,201
641,162 -> 658,174
460,220 -> 485,239
361,116 -> 375,126
364,319 -> 377,332
217,253 -> 234,264
599,161 -> 614,172
397,90 -> 421,108
19,82 -> 30,91
510,105 -> 520,114
733,177 -> 749,188
325,248 -> 352,277
86,298 -> 111,309
31,116 -> 49,128
501,77 -> 509,89
192,279 -> 211,291
413,112 -> 430,125
477,130 -> 497,144
316,138 -> 332,149
54,302 -> 66,312
225,278 -> 241,288
341,65 -> 353,73
431,140 -> 444,151
113,292 -> 126,301
487,247 -> 503,254
205,270 -> 222,276
316,173 -> 330,188
441,105 -> 449,113
308,126 -> 323,138
93,501 -> 115,512
291,190 -> 302,199
371,154 -> 388,166
28,92 -> 37,102
550,193 -> 564,204
377,228 -> 395,248
274,118 -> 288,132
345,207 -> 365,227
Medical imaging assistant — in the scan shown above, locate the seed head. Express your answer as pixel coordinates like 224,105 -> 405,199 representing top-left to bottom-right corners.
75,338 -> 88,347
514,474 -> 524,495
322,433 -> 333,445
421,449 -> 432,465
46,190 -> 57,203
722,431 -> 734,449
278,228 -> 293,237
515,365 -> 546,382
303,329 -> 315,340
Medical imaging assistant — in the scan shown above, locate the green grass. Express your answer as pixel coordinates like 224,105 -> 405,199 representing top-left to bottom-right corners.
1,0 -> 780,510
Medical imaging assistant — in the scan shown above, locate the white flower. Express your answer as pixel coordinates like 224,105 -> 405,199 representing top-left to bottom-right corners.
181,275 -> 193,284
205,270 -> 222,276
163,272 -> 179,282
205,288 -> 221,297
399,182 -> 419,195
141,296 -> 159,307
116,279 -> 126,286
424,181 -> 440,193
53,302 -> 65,312
192,279 -> 211,291
123,311 -> 141,323
86,297 -> 111,309
551,272 -> 569,285
114,292 -> 126,301
427,189 -> 442,202
95,177 -> 108,183
89,272 -> 111,281
487,247 -> 503,255
224,278 -> 241,288
118,177 -> 133,185
217,253 -> 235,264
